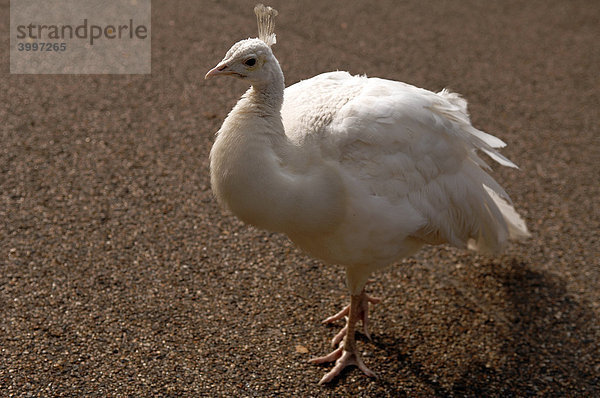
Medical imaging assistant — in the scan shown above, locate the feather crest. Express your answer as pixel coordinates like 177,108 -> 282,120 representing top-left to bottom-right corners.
254,4 -> 278,47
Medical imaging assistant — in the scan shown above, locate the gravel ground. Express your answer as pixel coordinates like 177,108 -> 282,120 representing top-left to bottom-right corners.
1,0 -> 599,396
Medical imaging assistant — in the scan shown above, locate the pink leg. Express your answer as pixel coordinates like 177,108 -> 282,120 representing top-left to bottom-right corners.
323,291 -> 380,346
309,289 -> 380,384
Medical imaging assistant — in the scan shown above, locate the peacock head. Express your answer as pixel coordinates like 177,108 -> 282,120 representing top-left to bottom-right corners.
205,38 -> 277,83
205,4 -> 280,87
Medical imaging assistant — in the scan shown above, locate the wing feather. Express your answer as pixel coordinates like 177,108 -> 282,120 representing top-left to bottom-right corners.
282,73 -> 528,255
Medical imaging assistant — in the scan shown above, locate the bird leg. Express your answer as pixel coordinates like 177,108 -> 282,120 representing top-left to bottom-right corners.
309,289 -> 380,384
322,291 -> 381,346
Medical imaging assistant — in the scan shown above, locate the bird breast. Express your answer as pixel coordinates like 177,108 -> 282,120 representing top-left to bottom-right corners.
210,102 -> 347,238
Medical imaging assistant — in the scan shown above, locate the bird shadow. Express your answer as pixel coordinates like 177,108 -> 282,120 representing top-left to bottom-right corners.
368,259 -> 600,396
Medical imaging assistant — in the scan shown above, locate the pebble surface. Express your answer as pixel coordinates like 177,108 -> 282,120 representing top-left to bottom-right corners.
2,0 -> 599,396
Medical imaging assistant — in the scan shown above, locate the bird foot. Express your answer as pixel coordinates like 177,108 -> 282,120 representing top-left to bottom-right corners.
310,289 -> 380,384
322,292 -> 380,345
309,345 -> 376,385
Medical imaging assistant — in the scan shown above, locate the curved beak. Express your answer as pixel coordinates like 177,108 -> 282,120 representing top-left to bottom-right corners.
205,62 -> 229,79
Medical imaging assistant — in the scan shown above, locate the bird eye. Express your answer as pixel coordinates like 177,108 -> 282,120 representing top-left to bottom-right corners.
244,58 -> 257,67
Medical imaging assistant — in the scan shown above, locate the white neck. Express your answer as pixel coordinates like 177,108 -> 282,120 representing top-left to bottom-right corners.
209,68 -> 344,237
245,66 -> 285,114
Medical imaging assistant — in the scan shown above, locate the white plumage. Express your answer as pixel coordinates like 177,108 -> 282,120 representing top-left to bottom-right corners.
206,4 -> 529,384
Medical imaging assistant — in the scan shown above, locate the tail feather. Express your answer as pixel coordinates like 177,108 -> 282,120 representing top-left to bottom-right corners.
433,89 -> 529,253
483,184 -> 531,241
435,89 -> 517,168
